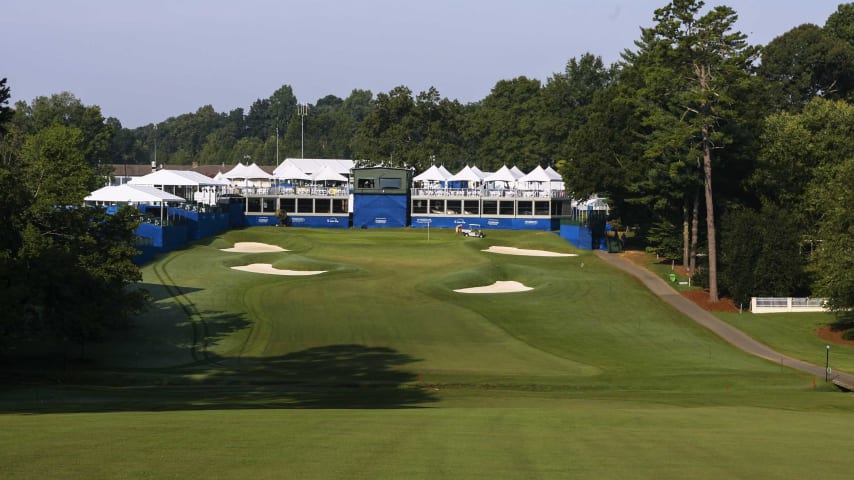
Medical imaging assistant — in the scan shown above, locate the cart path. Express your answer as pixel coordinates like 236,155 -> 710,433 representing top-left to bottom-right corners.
595,250 -> 854,391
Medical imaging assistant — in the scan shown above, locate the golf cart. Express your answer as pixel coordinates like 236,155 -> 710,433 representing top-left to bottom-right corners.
460,223 -> 484,238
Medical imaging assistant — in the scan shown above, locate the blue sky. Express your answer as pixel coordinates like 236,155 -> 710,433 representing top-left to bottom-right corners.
2,0 -> 843,128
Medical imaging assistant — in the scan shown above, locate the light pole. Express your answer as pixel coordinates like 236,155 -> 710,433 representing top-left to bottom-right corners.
826,345 -> 831,382
298,103 -> 309,158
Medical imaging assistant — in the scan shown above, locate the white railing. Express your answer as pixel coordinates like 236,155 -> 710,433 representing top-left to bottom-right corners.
750,297 -> 828,314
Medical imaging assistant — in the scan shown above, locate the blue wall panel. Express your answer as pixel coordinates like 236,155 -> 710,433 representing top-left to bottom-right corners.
353,194 -> 409,228
560,224 -> 595,250
286,215 -> 349,228
511,218 -> 552,230
410,216 -> 468,229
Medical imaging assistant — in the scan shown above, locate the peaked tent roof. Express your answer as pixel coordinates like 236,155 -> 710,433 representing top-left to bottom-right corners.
281,158 -> 354,176
272,162 -> 311,181
242,162 -> 273,179
313,165 -> 349,182
484,165 -> 517,183
518,165 -> 552,183
413,165 -> 448,182
450,165 -> 483,183
129,169 -> 224,187
438,165 -> 454,179
470,166 -> 487,179
222,162 -> 248,179
86,184 -> 186,203
510,166 -> 525,179
544,166 -> 563,180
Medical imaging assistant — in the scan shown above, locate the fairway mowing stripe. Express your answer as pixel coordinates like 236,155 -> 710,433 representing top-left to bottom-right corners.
152,252 -> 214,364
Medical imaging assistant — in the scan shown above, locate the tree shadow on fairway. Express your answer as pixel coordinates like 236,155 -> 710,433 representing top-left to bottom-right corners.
0,345 -> 437,413
187,344 -> 437,409
134,282 -> 203,302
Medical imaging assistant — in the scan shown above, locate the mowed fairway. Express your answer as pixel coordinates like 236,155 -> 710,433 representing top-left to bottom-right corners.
2,228 -> 853,479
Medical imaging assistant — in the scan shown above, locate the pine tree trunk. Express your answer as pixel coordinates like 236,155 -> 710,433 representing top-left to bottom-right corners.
702,129 -> 719,302
682,197 -> 690,270
689,190 -> 700,275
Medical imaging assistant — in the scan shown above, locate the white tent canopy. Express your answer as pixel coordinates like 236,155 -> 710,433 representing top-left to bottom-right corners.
518,165 -> 552,183
450,165 -> 483,184
280,158 -> 354,177
222,162 -> 248,180
544,166 -> 562,180
438,165 -> 454,179
470,166 -> 487,179
129,169 -> 224,187
312,165 -> 348,183
510,166 -> 525,179
484,165 -> 517,184
242,162 -> 273,180
413,165 -> 450,183
272,162 -> 311,181
85,184 -> 185,204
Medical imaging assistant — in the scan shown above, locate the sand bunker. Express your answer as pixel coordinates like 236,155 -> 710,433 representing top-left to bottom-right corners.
454,281 -> 533,294
220,242 -> 288,253
231,263 -> 325,276
483,246 -> 577,257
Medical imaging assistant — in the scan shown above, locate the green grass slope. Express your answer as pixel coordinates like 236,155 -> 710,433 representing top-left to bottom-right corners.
2,228 -> 853,479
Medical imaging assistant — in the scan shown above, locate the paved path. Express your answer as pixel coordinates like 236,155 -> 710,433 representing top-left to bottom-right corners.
595,251 -> 854,390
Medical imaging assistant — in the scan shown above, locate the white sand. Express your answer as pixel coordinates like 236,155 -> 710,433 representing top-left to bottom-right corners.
454,280 -> 533,294
220,242 -> 288,253
483,246 -> 577,257
231,263 -> 325,276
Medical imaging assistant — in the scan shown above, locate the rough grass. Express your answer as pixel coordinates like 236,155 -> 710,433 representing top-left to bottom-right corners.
2,228 -> 853,479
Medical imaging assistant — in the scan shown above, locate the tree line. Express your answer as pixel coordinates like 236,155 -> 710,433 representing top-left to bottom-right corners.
1,0 -> 853,358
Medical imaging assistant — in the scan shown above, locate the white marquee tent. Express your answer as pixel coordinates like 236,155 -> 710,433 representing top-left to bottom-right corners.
85,184 -> 185,205
484,165 -> 518,189
413,165 -> 450,184
272,162 -> 312,182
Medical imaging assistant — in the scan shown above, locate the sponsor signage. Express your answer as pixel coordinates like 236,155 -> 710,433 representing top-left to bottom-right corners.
416,218 -> 432,224
291,217 -> 306,223
487,219 -> 500,226
375,218 -> 387,224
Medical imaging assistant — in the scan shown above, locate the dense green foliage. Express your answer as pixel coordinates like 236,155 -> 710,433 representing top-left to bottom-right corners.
0,87 -> 144,356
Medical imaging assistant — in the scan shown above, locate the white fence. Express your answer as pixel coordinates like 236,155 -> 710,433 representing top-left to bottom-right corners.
750,297 -> 828,314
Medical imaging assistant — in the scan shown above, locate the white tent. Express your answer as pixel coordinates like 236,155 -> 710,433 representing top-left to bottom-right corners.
450,165 -> 483,185
544,166 -> 565,192
510,166 -> 525,179
272,162 -> 311,181
413,165 -> 449,183
242,162 -> 273,180
280,158 -> 354,177
518,166 -> 552,183
518,165 -> 553,194
438,165 -> 454,179
312,165 -> 348,186
470,166 -> 487,179
129,169 -> 223,187
222,162 -> 248,180
544,166 -> 562,180
484,165 -> 517,184
85,184 -> 185,204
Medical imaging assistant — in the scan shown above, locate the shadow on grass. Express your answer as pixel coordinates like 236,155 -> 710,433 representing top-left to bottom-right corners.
135,282 -> 203,302
0,344 -> 436,413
